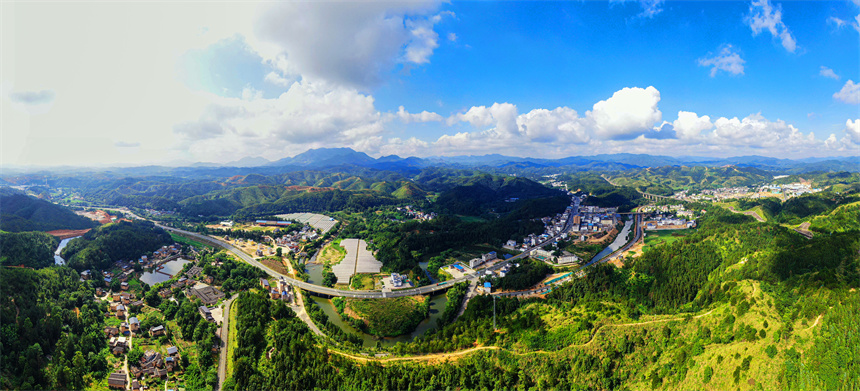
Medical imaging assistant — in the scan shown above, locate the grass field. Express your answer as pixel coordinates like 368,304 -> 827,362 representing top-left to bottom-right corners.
170,233 -> 213,249
350,273 -> 377,290
259,257 -> 290,275
318,239 -> 346,266
641,229 -> 692,251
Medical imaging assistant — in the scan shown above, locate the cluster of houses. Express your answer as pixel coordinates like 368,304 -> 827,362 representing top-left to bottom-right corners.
260,277 -> 293,302
82,243 -> 185,285
126,347 -> 181,386
503,196 -> 584,253
396,205 -> 437,221
86,265 -> 135,286
271,224 -> 320,252
150,244 -> 182,261
568,205 -> 619,235
145,208 -> 176,217
468,251 -> 498,269
643,216 -> 696,230
155,268 -> 225,307
674,183 -> 820,202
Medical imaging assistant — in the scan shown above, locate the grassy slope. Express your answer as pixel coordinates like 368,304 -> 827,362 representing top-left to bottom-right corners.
809,200 -> 860,232
170,233 -> 212,249
226,298 -> 238,381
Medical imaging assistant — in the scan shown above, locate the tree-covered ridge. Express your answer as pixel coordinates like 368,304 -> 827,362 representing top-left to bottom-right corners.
62,220 -> 173,271
0,267 -> 107,390
733,191 -> 860,225
809,201 -> 860,232
0,231 -> 58,268
0,190 -> 97,232
606,166 -> 777,194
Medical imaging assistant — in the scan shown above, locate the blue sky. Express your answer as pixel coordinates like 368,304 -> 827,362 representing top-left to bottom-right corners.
2,1 -> 859,166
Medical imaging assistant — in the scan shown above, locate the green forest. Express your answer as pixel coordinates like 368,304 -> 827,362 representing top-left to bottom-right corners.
62,220 -> 173,271
0,231 -> 59,268
0,267 -> 107,390
0,190 -> 97,232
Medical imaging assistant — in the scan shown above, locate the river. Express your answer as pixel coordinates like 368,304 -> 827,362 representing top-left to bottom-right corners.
310,293 -> 448,348
54,236 -> 81,265
589,219 -> 633,264
139,258 -> 192,285
305,263 -> 324,285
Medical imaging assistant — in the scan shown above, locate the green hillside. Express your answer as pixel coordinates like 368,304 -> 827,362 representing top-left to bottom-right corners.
62,220 -> 173,271
0,231 -> 59,268
0,191 -> 97,232
0,267 -> 107,390
607,166 -> 774,194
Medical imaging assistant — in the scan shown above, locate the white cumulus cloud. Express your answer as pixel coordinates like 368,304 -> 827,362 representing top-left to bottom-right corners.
589,86 -> 662,139
746,0 -> 797,52
819,66 -> 840,80
698,45 -> 745,77
517,107 -> 590,144
711,113 -> 814,148
672,111 -> 713,139
834,80 -> 860,104
846,119 -> 860,143
252,1 -> 445,89
396,106 -> 443,123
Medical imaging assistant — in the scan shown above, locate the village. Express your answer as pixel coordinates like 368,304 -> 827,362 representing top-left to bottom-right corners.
673,181 -> 822,201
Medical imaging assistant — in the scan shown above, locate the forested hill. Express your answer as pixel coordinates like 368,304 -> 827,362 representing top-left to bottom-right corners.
606,166 -> 774,195
605,167 -> 860,195
0,267 -> 107,390
0,190 -> 97,232
0,231 -> 59,268
62,220 -> 173,271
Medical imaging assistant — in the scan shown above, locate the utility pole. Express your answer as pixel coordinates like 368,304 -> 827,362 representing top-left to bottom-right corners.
492,294 -> 496,331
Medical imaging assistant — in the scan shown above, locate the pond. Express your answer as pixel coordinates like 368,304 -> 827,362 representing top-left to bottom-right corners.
311,293 -> 448,348
54,236 -> 81,266
139,258 -> 191,286
589,219 -> 633,264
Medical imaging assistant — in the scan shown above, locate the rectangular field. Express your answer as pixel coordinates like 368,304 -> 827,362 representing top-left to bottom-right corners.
274,213 -> 338,233
331,239 -> 382,285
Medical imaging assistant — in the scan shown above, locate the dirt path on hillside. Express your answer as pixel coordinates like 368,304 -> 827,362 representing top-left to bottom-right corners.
328,308 -> 718,363
727,206 -> 766,222
330,346 -> 503,363
805,314 -> 823,331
